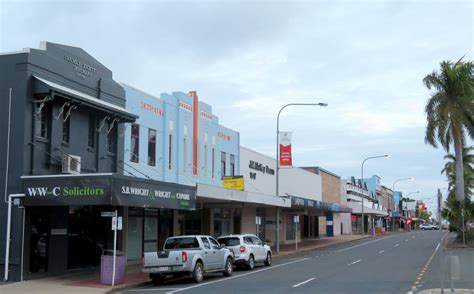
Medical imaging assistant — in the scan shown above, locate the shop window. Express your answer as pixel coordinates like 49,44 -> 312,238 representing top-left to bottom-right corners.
256,208 -> 266,241
213,208 -> 231,237
148,128 -> 156,166
286,214 -> 296,241
233,208 -> 241,234
88,115 -> 95,149
211,148 -> 215,178
220,151 -> 226,178
230,154 -> 235,176
130,124 -> 139,162
107,123 -> 116,154
62,111 -> 70,144
127,208 -> 143,260
35,107 -> 49,139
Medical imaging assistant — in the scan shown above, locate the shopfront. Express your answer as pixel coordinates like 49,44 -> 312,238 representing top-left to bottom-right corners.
21,173 -> 196,278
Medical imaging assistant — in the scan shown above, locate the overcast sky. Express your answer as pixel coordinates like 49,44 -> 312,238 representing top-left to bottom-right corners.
1,0 -> 473,211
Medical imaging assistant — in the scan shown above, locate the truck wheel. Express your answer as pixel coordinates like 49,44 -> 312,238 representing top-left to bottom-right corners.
246,254 -> 255,270
193,262 -> 204,283
223,257 -> 233,277
264,252 -> 272,266
151,273 -> 164,285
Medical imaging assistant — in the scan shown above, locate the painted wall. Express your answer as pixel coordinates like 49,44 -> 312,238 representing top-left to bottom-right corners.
280,168 -> 322,201
122,85 -> 240,187
240,146 -> 276,196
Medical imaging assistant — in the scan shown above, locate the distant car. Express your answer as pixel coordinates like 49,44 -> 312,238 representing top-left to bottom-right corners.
217,234 -> 272,270
419,223 -> 436,230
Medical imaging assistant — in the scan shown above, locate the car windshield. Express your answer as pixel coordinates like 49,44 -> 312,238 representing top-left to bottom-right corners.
218,237 -> 241,247
164,237 -> 199,249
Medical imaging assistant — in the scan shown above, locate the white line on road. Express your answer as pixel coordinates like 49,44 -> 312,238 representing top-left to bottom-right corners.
378,250 -> 385,254
129,289 -> 182,292
394,243 -> 400,247
405,239 -> 409,242
348,259 -> 362,265
292,277 -> 316,288
337,236 -> 393,252
165,257 -> 312,293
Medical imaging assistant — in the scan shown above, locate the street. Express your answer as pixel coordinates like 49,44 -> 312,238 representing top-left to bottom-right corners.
126,231 -> 459,294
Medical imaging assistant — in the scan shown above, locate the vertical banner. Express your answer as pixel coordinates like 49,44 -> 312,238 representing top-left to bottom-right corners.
279,132 -> 293,167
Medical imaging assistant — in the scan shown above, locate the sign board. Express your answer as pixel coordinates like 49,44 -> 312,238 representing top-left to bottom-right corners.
112,216 -> 123,231
293,215 -> 299,223
101,211 -> 116,217
279,132 -> 293,167
327,221 -> 333,225
223,176 -> 244,191
256,216 -> 262,225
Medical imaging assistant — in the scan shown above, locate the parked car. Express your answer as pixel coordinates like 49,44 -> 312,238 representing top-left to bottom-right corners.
217,234 -> 272,270
142,235 -> 234,284
419,223 -> 436,230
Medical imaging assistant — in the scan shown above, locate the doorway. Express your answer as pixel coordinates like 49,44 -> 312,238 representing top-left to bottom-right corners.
29,208 -> 50,273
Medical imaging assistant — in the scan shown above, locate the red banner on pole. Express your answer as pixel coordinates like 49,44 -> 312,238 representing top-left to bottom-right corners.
279,132 -> 292,167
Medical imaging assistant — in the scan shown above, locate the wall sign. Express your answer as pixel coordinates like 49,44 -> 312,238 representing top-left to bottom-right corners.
64,55 -> 99,80
222,176 -> 244,191
279,132 -> 293,167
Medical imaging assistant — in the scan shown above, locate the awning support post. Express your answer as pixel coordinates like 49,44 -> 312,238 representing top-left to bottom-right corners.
4,193 -> 25,282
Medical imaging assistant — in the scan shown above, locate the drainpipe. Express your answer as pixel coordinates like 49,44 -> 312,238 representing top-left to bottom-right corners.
4,193 -> 25,282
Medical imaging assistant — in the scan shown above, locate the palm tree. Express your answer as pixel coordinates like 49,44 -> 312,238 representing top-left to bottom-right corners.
441,146 -> 474,196
424,59 -> 474,202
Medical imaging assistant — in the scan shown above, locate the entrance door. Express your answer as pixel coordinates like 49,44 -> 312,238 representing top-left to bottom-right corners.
29,208 -> 50,273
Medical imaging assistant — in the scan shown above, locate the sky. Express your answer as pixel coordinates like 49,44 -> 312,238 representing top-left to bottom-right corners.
1,0 -> 473,213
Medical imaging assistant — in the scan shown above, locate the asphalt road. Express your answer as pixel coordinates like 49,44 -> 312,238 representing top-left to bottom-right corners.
125,230 -> 468,294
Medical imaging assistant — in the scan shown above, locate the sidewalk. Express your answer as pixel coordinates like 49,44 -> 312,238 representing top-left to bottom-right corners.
0,233 -> 386,294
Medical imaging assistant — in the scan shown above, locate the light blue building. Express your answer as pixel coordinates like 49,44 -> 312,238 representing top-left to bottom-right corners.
121,84 -> 240,187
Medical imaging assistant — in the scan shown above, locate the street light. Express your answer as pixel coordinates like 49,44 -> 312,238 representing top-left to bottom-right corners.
406,191 -> 420,198
360,154 -> 390,237
392,177 -> 414,232
275,102 -> 328,254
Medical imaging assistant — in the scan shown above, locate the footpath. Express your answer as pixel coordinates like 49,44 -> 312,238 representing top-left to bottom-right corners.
0,232 -> 391,294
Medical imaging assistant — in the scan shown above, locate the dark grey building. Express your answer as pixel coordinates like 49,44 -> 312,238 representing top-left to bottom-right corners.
0,42 -> 196,281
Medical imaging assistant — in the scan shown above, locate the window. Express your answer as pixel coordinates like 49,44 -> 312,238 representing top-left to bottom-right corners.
244,236 -> 252,245
148,128 -> 156,166
209,237 -> 220,250
62,111 -> 70,144
168,134 -> 173,170
230,154 -> 235,176
213,208 -> 231,237
250,236 -> 262,246
183,138 -> 187,172
35,108 -> 48,139
88,115 -> 95,148
200,237 -> 211,250
204,144 -> 208,176
106,123 -> 116,154
212,148 -> 215,178
221,151 -> 226,177
130,124 -> 139,162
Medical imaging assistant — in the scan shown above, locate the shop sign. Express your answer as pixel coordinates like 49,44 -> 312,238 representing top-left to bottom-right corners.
222,176 -> 244,191
279,132 -> 293,167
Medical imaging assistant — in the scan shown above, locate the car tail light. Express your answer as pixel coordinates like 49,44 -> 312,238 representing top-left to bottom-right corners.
182,250 -> 188,262
240,246 -> 246,253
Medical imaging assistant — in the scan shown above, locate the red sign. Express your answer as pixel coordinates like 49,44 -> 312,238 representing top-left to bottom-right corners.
279,132 -> 292,167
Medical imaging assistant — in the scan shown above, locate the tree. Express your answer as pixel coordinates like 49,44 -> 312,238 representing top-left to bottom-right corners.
424,59 -> 474,202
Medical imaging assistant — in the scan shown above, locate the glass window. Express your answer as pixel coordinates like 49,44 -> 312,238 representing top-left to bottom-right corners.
130,124 -> 139,162
148,128 -> 156,166
218,237 -> 240,247
230,154 -> 235,176
183,138 -> 187,172
244,236 -> 252,245
127,208 -> 143,260
88,115 -> 95,148
164,237 -> 199,249
211,148 -> 215,178
250,236 -> 262,245
201,237 -> 211,250
35,107 -> 48,139
107,122 -> 116,154
168,134 -> 173,170
62,111 -> 70,144
221,151 -> 226,177
209,237 -> 220,249
204,144 -> 208,176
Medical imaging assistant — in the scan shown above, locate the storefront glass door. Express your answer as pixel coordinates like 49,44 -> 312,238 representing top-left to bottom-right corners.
29,208 -> 50,273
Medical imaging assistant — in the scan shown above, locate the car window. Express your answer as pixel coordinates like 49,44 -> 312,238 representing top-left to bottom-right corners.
250,236 -> 262,245
244,236 -> 252,245
209,237 -> 220,249
164,237 -> 199,249
200,237 -> 211,250
218,237 -> 240,246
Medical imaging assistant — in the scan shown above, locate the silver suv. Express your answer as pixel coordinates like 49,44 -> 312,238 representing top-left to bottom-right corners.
217,234 -> 272,270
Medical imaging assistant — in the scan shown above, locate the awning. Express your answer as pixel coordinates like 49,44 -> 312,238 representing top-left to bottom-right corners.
33,75 -> 138,121
347,202 -> 388,216
21,173 -> 195,210
291,196 -> 353,213
196,184 -> 291,208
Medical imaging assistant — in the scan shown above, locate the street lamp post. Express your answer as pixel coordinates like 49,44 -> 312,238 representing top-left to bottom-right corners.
360,155 -> 390,237
275,102 -> 327,254
392,177 -> 414,232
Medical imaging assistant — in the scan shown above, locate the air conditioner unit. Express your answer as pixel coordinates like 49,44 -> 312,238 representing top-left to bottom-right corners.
62,154 -> 81,174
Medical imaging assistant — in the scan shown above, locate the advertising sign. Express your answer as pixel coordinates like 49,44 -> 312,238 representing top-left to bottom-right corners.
279,132 -> 293,167
222,176 -> 245,191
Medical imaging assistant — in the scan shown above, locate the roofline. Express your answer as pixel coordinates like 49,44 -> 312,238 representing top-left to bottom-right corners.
21,173 -> 113,179
301,166 -> 340,178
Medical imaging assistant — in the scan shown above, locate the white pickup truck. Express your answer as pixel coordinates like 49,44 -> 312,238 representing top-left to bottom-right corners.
142,235 -> 234,284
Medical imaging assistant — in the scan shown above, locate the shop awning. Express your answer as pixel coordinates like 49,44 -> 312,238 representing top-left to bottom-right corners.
291,196 -> 353,213
21,173 -> 195,210
347,201 -> 388,216
196,184 -> 291,208
33,75 -> 138,121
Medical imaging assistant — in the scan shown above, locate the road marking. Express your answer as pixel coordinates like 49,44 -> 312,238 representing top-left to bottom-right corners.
394,243 -> 400,247
378,250 -> 385,254
348,259 -> 361,265
165,257 -> 311,293
405,239 -> 409,242
129,289 -> 182,292
292,277 -> 316,288
412,236 -> 416,238
337,236 -> 392,252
